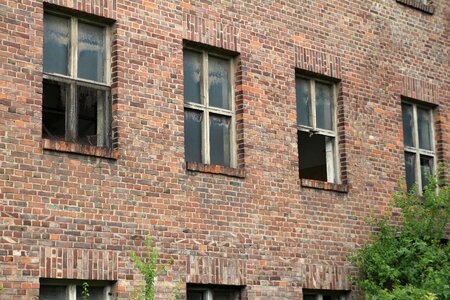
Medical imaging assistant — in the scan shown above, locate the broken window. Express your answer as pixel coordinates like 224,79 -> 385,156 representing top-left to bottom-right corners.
401,102 -> 435,191
183,47 -> 236,167
43,11 -> 111,148
187,285 -> 242,300
39,279 -> 113,300
296,76 -> 339,183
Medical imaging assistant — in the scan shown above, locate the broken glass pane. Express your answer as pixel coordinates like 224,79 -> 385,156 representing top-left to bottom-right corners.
402,103 -> 414,147
315,82 -> 333,130
42,79 -> 68,140
420,155 -> 433,189
39,286 -> 67,300
44,13 -> 70,75
78,22 -> 105,82
417,108 -> 432,150
77,85 -> 105,146
184,50 -> 202,104
76,286 -> 104,300
296,78 -> 310,127
298,131 -> 328,181
184,109 -> 203,163
405,152 -> 416,191
209,56 -> 230,109
210,114 -> 231,166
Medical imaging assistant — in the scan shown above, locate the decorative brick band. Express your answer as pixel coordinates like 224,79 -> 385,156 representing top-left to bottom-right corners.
44,0 -> 116,19
183,14 -> 241,52
396,0 -> 435,14
402,76 -> 438,104
303,264 -> 350,290
40,247 -> 119,280
295,47 -> 342,79
301,179 -> 349,193
186,161 -> 245,178
186,256 -> 246,286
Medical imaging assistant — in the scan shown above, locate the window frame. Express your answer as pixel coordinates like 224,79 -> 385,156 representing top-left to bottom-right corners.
183,46 -> 237,168
296,75 -> 340,183
187,285 -> 241,300
39,279 -> 112,300
42,9 -> 112,149
402,100 -> 436,191
303,290 -> 347,300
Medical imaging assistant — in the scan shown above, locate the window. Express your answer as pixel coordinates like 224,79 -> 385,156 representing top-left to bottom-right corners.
187,285 -> 241,300
296,76 -> 339,183
43,11 -> 111,148
183,47 -> 236,167
303,290 -> 347,300
401,102 -> 435,191
39,279 -> 112,300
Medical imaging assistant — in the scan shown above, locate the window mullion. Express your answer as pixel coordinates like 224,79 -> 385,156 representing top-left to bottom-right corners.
66,83 -> 78,142
67,284 -> 76,300
205,289 -> 213,300
310,80 -> 316,130
412,105 -> 422,190
202,52 -> 210,164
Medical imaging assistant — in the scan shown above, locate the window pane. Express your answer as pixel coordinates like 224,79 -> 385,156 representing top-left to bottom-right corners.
42,79 -> 68,140
209,56 -> 230,109
39,285 -> 67,300
44,14 -> 70,75
77,85 -> 106,146
303,295 -> 317,300
298,131 -> 328,181
315,82 -> 333,130
78,22 -> 105,82
184,109 -> 203,163
76,286 -> 104,300
214,290 -> 236,300
402,103 -> 414,147
420,155 -> 433,189
405,152 -> 416,191
296,78 -> 310,127
210,114 -> 231,166
417,108 -> 432,150
184,50 -> 202,104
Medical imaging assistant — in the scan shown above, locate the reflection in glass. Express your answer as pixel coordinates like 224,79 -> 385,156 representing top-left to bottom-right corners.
184,109 -> 203,163
402,103 -> 414,147
405,152 -> 416,191
44,14 -> 70,75
296,78 -> 310,126
315,82 -> 333,130
42,79 -> 68,140
420,155 -> 433,189
417,108 -> 432,150
208,56 -> 230,109
184,50 -> 202,104
78,22 -> 105,82
210,114 -> 231,166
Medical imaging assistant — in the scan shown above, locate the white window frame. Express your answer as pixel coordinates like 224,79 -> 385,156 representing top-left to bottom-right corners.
187,286 -> 240,300
40,281 -> 112,300
183,47 -> 237,167
297,76 -> 340,183
402,101 -> 436,191
43,10 -> 112,148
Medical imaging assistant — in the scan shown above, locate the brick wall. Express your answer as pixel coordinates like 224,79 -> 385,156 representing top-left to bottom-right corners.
0,0 -> 448,299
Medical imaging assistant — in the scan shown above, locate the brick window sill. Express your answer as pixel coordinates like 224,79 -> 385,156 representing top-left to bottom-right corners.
186,161 -> 245,178
43,139 -> 118,159
301,178 -> 349,193
396,0 -> 435,14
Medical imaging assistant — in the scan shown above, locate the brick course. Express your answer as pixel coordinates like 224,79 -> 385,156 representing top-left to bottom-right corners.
0,0 -> 448,299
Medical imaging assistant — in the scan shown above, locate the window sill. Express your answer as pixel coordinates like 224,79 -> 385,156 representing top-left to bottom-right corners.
396,0 -> 435,14
301,178 -> 349,193
186,161 -> 245,178
43,139 -> 118,159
